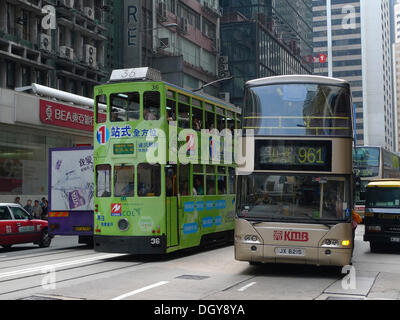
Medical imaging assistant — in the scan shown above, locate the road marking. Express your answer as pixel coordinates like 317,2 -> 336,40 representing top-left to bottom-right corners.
0,253 -> 123,279
112,281 -> 169,300
238,282 -> 257,292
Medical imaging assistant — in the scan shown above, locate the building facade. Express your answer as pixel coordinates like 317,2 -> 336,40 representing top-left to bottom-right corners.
120,0 -> 222,96
0,0 -> 114,202
219,0 -> 314,106
313,0 -> 394,151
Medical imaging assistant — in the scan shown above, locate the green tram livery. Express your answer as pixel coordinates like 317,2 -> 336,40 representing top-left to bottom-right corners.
93,68 -> 241,254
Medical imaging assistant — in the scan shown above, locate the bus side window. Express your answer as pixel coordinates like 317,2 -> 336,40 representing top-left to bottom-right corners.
114,165 -> 135,197
96,164 -> 111,197
96,94 -> 107,124
138,164 -> 161,197
144,91 -> 160,120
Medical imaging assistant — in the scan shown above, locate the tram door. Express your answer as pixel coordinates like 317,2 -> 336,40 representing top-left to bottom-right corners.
166,166 -> 179,247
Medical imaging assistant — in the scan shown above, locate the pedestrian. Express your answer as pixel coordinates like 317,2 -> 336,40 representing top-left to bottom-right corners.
40,197 -> 46,208
33,200 -> 43,219
14,196 -> 21,205
24,200 -> 33,215
41,199 -> 49,220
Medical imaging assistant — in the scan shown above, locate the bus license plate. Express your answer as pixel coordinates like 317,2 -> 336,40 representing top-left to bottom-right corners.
390,237 -> 400,243
275,248 -> 305,256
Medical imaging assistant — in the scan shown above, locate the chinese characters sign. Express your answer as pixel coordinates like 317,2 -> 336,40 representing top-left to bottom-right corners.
40,99 -> 105,131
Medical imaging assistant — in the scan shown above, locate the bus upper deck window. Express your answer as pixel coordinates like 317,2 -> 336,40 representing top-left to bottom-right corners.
96,95 -> 107,124
144,92 -> 160,120
110,92 -> 140,122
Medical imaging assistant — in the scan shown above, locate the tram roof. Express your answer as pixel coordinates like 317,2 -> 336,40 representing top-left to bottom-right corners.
245,75 -> 349,87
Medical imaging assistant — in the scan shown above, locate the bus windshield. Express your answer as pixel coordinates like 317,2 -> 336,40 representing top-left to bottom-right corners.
366,187 -> 400,208
353,147 -> 380,177
238,174 -> 350,222
244,83 -> 351,137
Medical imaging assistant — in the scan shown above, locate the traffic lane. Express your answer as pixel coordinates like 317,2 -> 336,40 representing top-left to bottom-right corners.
0,235 -> 87,258
16,244 -> 343,300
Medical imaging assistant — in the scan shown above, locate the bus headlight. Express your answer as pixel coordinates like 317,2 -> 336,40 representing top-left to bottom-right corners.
244,235 -> 261,243
322,239 -> 340,247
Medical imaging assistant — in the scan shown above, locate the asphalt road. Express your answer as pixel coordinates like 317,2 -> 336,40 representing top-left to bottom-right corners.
1,225 -> 400,301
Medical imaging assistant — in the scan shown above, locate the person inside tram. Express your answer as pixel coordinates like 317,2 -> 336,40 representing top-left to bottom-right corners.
144,107 -> 157,120
193,176 -> 204,196
111,108 -> 123,122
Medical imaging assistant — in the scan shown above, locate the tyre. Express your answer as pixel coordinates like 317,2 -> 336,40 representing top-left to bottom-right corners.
38,229 -> 51,248
370,242 -> 382,253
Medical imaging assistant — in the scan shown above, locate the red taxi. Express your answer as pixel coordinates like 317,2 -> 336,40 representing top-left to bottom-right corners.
0,203 -> 51,249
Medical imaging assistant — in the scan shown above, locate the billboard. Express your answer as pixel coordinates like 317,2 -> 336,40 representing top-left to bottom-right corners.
49,147 -> 94,211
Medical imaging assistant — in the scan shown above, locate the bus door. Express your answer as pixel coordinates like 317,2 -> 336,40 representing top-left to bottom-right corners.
166,165 -> 179,247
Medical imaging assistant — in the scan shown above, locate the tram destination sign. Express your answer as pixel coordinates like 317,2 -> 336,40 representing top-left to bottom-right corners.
255,140 -> 332,172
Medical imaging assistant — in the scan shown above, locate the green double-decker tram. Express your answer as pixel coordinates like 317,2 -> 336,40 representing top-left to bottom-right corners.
93,68 -> 241,254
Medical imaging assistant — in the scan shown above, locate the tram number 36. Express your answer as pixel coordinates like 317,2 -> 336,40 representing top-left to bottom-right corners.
150,237 -> 161,247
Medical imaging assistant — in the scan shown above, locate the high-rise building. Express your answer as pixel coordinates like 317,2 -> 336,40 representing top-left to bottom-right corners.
0,0 -> 116,96
0,0 -> 116,202
393,1 -> 400,151
313,0 -> 394,151
219,0 -> 314,106
120,0 -> 222,96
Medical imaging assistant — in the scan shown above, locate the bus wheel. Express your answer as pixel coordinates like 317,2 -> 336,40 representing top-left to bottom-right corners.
370,242 -> 382,253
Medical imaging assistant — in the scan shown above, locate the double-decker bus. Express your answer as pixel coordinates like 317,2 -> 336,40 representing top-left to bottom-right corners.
235,75 -> 354,267
93,68 -> 241,254
353,146 -> 400,217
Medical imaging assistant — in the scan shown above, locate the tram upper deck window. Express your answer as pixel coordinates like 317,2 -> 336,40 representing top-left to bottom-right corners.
110,92 -> 140,122
144,92 -> 160,120
243,83 -> 352,137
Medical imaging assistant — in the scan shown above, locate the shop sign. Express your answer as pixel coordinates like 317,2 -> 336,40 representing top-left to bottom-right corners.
40,100 -> 105,131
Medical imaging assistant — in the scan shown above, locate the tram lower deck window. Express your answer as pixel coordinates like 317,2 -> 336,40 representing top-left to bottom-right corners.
138,164 -> 161,197
96,164 -> 111,197
114,165 -> 135,197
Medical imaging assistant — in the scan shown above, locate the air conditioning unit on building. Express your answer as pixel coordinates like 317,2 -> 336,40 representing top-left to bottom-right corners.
84,6 -> 95,20
158,1 -> 167,21
84,44 -> 97,67
58,0 -> 74,8
158,37 -> 169,49
219,55 -> 228,65
59,45 -> 74,60
218,92 -> 230,102
40,33 -> 51,52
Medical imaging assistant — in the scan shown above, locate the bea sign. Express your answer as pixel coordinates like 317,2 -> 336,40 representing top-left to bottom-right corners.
40,99 -> 106,131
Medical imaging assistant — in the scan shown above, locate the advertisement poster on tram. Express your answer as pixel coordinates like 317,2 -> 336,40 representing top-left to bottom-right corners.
49,148 -> 94,211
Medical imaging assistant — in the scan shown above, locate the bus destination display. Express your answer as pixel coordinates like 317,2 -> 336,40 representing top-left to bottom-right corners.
255,140 -> 332,172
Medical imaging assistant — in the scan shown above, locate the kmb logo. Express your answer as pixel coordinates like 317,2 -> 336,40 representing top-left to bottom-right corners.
273,230 -> 309,242
111,203 -> 122,216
